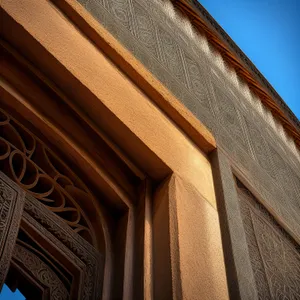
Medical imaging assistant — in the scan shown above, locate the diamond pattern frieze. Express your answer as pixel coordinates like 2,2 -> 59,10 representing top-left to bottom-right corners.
132,2 -> 160,59
156,26 -> 188,87
212,84 -> 251,153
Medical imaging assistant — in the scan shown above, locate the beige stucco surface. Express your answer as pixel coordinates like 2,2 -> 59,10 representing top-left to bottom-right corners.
153,175 -> 229,300
1,0 -> 217,207
171,175 -> 229,300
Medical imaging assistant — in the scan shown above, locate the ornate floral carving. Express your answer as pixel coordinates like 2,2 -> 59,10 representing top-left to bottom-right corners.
13,243 -> 69,299
238,183 -> 300,300
0,108 -> 96,245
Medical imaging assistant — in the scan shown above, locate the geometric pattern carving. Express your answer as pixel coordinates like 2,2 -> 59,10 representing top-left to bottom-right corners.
23,194 -> 103,300
157,26 -> 187,86
0,172 -> 25,289
238,182 -> 300,300
0,108 -> 96,245
244,117 -> 274,174
13,243 -> 69,299
133,2 -> 159,59
268,146 -> 300,205
187,0 -> 300,134
110,0 -> 132,31
184,53 -> 211,110
212,85 -> 249,152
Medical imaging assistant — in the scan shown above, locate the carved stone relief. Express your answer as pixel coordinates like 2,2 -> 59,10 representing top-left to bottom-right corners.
237,181 -> 300,300
0,172 -> 25,289
13,243 -> 69,299
23,194 -> 103,300
76,0 -> 300,240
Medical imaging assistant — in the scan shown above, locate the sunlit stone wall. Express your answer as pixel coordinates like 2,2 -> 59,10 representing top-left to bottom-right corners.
77,0 -> 300,241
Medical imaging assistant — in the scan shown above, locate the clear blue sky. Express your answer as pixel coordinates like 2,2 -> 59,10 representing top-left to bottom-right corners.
199,0 -> 300,119
0,285 -> 24,300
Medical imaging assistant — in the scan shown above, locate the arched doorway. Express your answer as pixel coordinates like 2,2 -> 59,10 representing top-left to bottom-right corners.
0,43 -> 146,299
0,1 -> 228,297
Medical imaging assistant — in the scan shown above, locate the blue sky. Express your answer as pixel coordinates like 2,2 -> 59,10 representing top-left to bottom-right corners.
200,0 -> 300,119
0,285 -> 24,300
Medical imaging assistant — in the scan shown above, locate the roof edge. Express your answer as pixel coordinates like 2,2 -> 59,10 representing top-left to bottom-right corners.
186,0 -> 299,130
170,0 -> 299,149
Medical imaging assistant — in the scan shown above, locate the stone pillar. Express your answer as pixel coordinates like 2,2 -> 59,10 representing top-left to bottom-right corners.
211,149 -> 258,300
153,174 -> 229,300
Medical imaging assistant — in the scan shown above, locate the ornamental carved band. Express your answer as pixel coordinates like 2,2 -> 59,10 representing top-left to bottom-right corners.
0,172 -> 25,289
23,194 -> 103,300
13,244 -> 69,300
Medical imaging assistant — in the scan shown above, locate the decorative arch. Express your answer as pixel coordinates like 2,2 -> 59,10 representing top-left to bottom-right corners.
4,193 -> 103,299
0,41 -> 144,299
0,107 -> 98,246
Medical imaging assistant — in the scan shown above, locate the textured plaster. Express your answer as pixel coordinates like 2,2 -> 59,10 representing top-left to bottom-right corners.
154,174 -> 229,300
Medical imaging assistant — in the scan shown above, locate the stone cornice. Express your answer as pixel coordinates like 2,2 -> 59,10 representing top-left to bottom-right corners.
171,0 -> 300,148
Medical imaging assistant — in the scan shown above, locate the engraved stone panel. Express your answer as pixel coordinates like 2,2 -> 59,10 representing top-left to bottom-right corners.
238,182 -> 300,300
0,172 -> 25,289
109,0 -> 132,31
156,26 -> 187,87
212,84 -> 250,153
133,2 -> 159,58
184,53 -> 212,111
243,117 -> 273,174
268,145 -> 300,205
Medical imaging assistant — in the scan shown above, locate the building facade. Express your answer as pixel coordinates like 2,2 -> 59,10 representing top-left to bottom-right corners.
0,0 -> 299,299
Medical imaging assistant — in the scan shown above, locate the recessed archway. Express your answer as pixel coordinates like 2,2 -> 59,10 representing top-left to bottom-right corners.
0,43 -> 145,299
